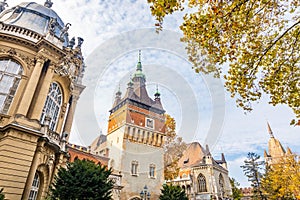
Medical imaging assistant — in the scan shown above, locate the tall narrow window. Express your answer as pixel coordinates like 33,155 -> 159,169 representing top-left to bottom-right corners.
40,82 -> 63,131
219,174 -> 225,196
149,164 -> 155,178
28,172 -> 40,200
0,59 -> 23,114
197,173 -> 207,193
131,161 -> 138,176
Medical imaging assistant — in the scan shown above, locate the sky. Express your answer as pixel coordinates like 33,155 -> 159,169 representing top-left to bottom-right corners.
7,0 -> 300,187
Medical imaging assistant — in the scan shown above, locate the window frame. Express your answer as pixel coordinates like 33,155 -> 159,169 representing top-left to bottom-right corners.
197,173 -> 207,193
28,172 -> 40,200
131,160 -> 138,176
40,82 -> 63,131
0,58 -> 23,114
145,117 -> 154,129
149,164 -> 156,178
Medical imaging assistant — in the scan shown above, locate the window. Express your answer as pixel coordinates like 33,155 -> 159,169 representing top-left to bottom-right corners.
0,59 -> 23,114
145,117 -> 154,129
28,172 -> 40,200
131,161 -> 138,176
40,82 -> 63,131
197,173 -> 207,193
149,164 -> 155,178
219,174 -> 225,196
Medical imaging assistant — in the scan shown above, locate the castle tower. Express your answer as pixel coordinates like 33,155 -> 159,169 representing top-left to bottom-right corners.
0,1 -> 85,199
107,51 -> 166,199
264,122 -> 291,165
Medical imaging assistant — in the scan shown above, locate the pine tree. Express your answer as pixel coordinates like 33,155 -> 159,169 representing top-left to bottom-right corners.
159,184 -> 188,200
241,152 -> 266,200
49,159 -> 113,200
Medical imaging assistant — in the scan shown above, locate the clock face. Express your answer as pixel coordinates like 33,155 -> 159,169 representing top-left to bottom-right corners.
145,118 -> 154,129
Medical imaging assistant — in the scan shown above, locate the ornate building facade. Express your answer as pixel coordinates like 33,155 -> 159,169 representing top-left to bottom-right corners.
0,1 -> 85,199
97,51 -> 166,200
169,142 -> 232,200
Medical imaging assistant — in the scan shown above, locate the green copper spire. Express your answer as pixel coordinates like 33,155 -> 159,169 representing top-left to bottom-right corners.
154,84 -> 160,98
116,84 -> 122,96
136,50 -> 142,71
133,50 -> 145,79
127,75 -> 134,88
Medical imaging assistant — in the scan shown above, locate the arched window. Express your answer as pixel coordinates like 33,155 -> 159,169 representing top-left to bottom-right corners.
40,82 -> 63,131
197,173 -> 207,193
0,59 -> 23,114
28,172 -> 40,200
219,174 -> 225,196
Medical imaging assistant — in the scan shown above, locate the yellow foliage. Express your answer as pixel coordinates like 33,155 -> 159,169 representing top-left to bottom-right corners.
148,0 -> 300,122
262,155 -> 300,199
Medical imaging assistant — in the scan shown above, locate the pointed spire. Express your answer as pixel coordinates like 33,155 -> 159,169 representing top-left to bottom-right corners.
136,50 -> 142,71
132,50 -> 146,81
286,147 -> 292,155
205,144 -> 211,156
154,84 -> 160,98
138,50 -> 141,62
264,149 -> 268,158
267,122 -> 274,138
127,75 -> 133,88
221,153 -> 226,162
44,0 -> 53,8
116,83 -> 122,96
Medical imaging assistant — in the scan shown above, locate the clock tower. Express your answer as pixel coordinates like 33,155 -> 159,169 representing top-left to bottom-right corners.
107,51 -> 165,200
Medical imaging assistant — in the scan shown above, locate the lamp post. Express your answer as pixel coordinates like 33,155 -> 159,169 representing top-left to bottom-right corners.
140,185 -> 151,200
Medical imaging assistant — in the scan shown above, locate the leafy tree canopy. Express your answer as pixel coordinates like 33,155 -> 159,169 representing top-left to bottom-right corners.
262,155 -> 300,199
230,178 -> 243,200
49,159 -> 113,200
148,0 -> 300,123
164,114 -> 187,180
159,184 -> 188,200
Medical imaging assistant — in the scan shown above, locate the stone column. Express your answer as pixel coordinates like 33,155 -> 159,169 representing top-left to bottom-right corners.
63,94 -> 79,141
17,57 -> 45,116
157,134 -> 162,146
30,65 -> 55,120
21,140 -> 45,200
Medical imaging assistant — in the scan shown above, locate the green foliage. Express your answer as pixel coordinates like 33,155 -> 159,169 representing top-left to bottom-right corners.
0,188 -> 5,200
241,152 -> 266,200
159,184 -> 188,200
49,159 -> 113,200
148,0 -> 300,122
230,178 -> 243,200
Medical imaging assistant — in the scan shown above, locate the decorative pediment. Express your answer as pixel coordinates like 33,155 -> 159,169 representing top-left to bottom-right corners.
0,48 -> 35,69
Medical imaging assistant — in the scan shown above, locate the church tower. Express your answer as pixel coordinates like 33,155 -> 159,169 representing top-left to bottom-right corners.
264,122 -> 293,165
0,1 -> 85,199
107,51 -> 166,200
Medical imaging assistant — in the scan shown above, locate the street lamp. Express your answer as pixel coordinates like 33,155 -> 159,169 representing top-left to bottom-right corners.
140,185 -> 151,200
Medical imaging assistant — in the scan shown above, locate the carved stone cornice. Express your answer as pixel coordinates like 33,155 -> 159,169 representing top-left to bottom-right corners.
38,48 -> 60,61
0,48 -> 35,69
